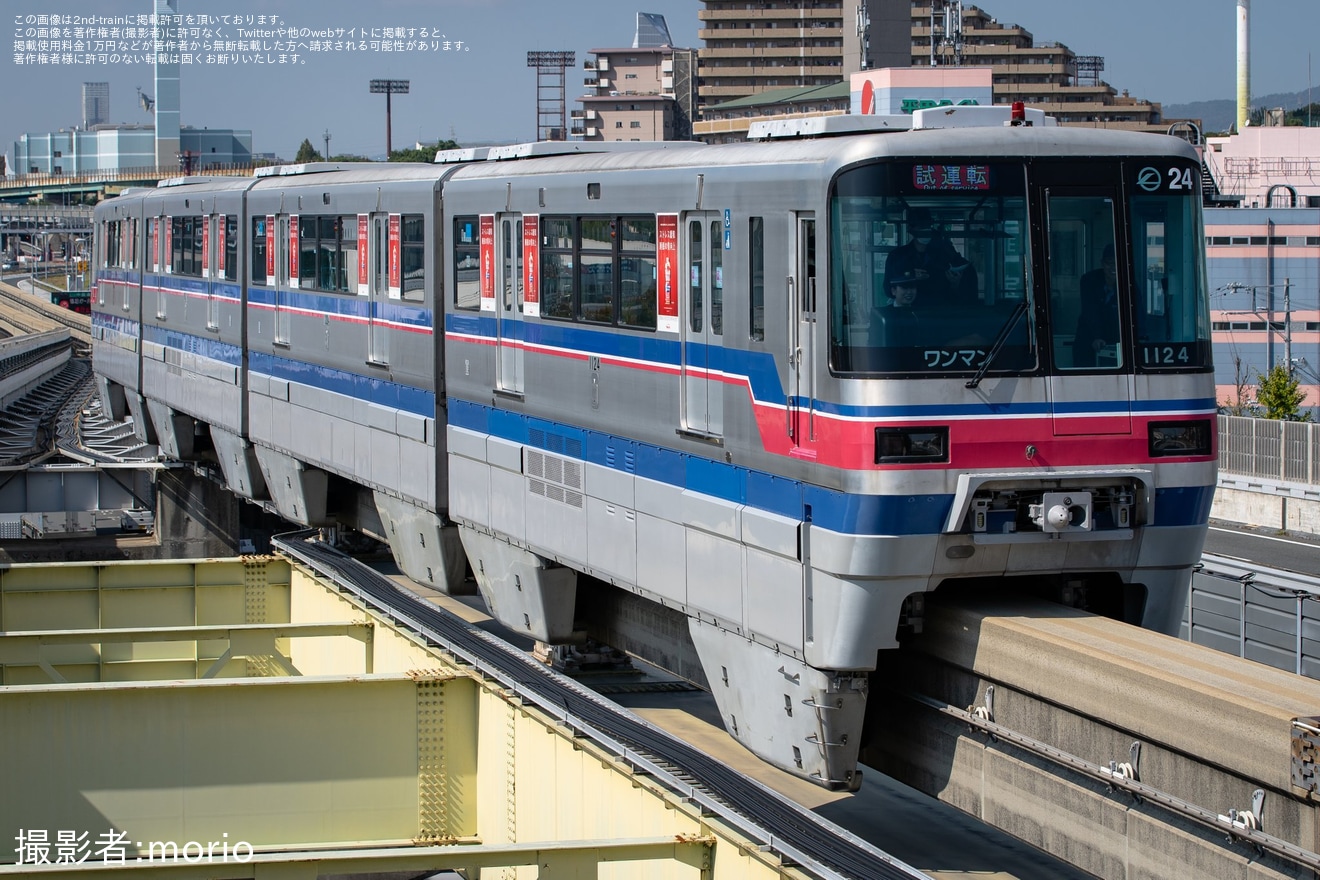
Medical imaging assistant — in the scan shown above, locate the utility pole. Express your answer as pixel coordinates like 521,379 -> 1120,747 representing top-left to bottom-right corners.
322,129 -> 331,160
1284,277 -> 1292,376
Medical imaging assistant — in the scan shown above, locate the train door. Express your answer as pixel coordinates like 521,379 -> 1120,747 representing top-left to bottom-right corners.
1037,163 -> 1132,435
788,214 -> 817,446
274,215 -> 292,345
151,215 -> 166,320
681,212 -> 723,437
368,214 -> 388,364
496,213 -> 524,394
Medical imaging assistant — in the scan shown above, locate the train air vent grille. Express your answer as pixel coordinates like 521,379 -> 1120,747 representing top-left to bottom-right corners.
524,449 -> 583,509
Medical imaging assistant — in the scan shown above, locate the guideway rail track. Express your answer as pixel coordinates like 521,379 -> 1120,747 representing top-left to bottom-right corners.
274,533 -> 927,880
0,281 -> 92,353
907,690 -> 1320,872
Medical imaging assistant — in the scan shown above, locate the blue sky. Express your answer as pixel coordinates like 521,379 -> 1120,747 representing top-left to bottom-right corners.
4,0 -> 1318,161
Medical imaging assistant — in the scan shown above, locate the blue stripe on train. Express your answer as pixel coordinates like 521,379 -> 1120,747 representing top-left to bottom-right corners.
249,351 -> 435,416
447,398 -> 1213,535
142,326 -> 243,367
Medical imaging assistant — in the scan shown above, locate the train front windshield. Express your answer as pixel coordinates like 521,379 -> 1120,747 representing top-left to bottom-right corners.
829,158 -> 1211,377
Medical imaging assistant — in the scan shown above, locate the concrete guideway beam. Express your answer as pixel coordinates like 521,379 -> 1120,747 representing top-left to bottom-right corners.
865,596 -> 1320,878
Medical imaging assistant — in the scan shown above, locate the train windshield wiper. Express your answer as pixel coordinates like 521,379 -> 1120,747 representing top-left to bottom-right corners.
966,299 -> 1029,389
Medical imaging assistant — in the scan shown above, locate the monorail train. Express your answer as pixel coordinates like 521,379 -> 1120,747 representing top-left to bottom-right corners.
92,106 -> 1216,790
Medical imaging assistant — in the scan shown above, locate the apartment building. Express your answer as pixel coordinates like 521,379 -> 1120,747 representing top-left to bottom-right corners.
696,0 -> 910,111
914,3 -> 1164,130
692,1 -> 1166,138
572,14 -> 698,142
573,46 -> 697,141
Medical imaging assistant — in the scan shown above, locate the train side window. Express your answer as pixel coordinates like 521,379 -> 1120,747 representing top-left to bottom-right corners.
452,215 -> 480,310
171,216 -> 183,274
689,220 -> 703,333
251,216 -> 268,285
709,219 -> 723,335
539,216 -> 574,320
187,216 -> 203,276
619,216 -> 656,329
338,215 -> 358,293
223,215 -> 238,282
749,217 -> 764,341
298,216 -> 320,290
103,220 -> 115,270
401,214 -> 425,303
579,217 -> 615,324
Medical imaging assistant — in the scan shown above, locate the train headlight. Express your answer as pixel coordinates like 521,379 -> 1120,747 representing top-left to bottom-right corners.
874,426 -> 949,465
1148,420 -> 1212,458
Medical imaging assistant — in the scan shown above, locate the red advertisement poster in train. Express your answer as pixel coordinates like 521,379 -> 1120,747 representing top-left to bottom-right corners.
479,214 -> 496,312
522,215 -> 539,317
388,213 -> 402,299
164,217 -> 173,274
201,217 -> 210,279
152,219 -> 160,272
288,214 -> 299,288
217,219 -> 226,277
357,214 -> 369,295
656,213 -> 679,333
265,215 -> 275,280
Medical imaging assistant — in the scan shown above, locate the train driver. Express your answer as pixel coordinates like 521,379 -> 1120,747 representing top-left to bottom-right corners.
883,207 -> 977,309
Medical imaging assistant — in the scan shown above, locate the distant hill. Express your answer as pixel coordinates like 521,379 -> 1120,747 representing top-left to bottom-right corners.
1164,89 -> 1317,133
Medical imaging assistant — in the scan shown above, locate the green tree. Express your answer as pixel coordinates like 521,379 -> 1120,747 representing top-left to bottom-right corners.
1255,364 -> 1311,421
388,140 -> 461,163
1285,102 -> 1320,127
294,139 -> 323,163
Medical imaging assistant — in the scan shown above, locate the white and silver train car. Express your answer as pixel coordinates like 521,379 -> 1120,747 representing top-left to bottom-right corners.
93,108 -> 1217,789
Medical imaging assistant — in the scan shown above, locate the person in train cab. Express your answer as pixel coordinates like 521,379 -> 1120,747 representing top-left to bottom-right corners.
884,270 -> 920,310
883,207 -> 977,309
1073,243 -> 1122,366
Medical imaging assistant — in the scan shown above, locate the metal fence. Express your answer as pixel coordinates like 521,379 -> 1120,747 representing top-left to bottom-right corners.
1188,555 -> 1320,679
1218,414 -> 1320,485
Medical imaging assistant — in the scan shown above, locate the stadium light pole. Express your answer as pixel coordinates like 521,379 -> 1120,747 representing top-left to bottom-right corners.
369,79 -> 411,157
526,51 -> 575,142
